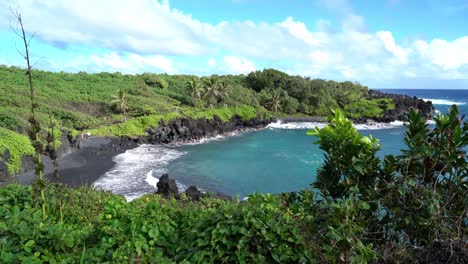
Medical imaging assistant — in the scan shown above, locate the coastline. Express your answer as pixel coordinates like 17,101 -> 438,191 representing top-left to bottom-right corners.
13,111 -> 431,191
15,137 -> 137,188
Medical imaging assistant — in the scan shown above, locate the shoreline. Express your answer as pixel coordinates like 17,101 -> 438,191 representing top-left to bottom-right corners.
48,137 -> 138,187
15,137 -> 137,188
13,115 -> 429,191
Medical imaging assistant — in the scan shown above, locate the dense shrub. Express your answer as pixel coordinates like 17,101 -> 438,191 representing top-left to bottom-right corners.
0,128 -> 34,173
0,185 -> 312,263
344,98 -> 395,118
308,106 -> 467,262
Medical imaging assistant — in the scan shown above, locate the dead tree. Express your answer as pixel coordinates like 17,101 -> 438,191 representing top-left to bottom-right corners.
10,10 -> 47,217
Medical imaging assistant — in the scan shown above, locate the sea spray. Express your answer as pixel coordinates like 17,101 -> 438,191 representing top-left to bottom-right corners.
267,120 -> 406,130
423,98 -> 466,105
93,145 -> 186,201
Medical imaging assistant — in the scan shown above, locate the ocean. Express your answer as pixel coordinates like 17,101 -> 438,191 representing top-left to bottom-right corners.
93,89 -> 468,201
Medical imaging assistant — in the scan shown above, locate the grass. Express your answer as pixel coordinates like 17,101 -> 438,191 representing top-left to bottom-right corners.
91,105 -> 261,137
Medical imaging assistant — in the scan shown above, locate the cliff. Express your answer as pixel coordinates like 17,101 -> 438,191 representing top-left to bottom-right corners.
142,115 -> 272,144
366,89 -> 435,122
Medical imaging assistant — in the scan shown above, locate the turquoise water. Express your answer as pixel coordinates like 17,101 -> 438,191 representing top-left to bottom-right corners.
166,89 -> 468,197
96,89 -> 467,200
167,127 -> 405,197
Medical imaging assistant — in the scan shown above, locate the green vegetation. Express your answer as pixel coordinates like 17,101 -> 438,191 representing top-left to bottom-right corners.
0,184 -> 312,263
0,66 -> 391,138
0,128 -> 34,174
344,98 -> 395,119
1,107 -> 465,263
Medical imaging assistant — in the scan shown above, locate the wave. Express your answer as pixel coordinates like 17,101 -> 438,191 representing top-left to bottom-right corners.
93,144 -> 186,201
174,129 -> 258,146
423,98 -> 466,105
354,121 -> 405,130
267,121 -> 328,130
268,120 -> 405,130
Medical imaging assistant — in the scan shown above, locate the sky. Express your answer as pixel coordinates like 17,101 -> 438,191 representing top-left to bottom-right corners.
0,0 -> 467,89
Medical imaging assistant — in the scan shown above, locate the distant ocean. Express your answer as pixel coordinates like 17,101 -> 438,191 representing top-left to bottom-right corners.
93,89 -> 468,200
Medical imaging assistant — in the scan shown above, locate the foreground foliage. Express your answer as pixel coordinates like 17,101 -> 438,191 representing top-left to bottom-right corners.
0,185 -> 312,263
307,105 -> 467,262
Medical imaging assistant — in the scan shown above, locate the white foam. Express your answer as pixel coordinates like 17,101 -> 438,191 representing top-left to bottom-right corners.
145,170 -> 159,188
179,130 -> 248,146
267,121 -> 327,130
268,120 -> 405,130
423,99 -> 465,105
354,121 -> 405,130
93,144 -> 186,201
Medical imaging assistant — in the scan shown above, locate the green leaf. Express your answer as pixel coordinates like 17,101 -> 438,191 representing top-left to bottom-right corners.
359,202 -> 370,210
23,240 -> 35,253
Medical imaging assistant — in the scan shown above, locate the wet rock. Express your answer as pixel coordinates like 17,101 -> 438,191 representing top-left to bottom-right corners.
184,185 -> 203,201
145,115 -> 273,145
215,192 -> 233,201
367,90 -> 435,122
156,173 -> 180,199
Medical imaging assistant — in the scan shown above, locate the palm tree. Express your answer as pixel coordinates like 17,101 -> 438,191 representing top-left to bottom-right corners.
203,77 -> 220,107
217,80 -> 231,106
187,77 -> 204,100
265,90 -> 283,113
112,88 -> 128,122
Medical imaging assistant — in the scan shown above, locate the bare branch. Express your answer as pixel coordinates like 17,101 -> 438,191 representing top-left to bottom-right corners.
9,22 -> 23,39
31,57 -> 43,68
14,42 -> 26,59
27,32 -> 36,46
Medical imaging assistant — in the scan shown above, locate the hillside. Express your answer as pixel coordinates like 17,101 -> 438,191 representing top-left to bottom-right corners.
0,65 -> 418,136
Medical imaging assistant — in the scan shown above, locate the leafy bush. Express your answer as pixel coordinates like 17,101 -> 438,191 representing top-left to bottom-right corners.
344,98 -> 394,119
381,105 -> 467,244
309,106 -> 467,262
0,128 -> 34,173
308,109 -> 381,199
0,184 -> 313,263
0,110 -> 21,130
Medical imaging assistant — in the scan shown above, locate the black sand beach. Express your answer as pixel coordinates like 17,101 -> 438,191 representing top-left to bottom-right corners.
16,137 -> 137,187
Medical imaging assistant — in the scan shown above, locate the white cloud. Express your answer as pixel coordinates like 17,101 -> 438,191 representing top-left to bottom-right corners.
1,0 -> 468,85
2,0 -> 212,56
50,52 -> 175,73
207,58 -> 217,67
280,17 -> 321,45
414,37 -> 468,70
223,56 -> 256,74
377,31 -> 409,64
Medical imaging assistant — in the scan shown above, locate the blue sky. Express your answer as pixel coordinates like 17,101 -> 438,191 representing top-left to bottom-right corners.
0,0 -> 467,88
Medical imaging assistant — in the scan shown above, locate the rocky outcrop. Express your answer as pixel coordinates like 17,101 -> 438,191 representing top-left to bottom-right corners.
185,186 -> 203,201
154,174 -> 233,202
156,173 -> 180,199
143,115 -> 272,144
214,192 -> 233,201
367,90 -> 435,122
